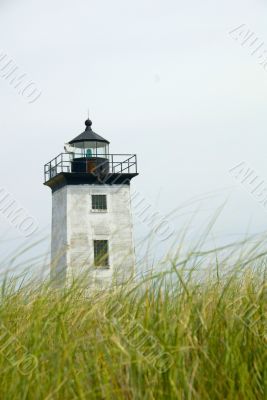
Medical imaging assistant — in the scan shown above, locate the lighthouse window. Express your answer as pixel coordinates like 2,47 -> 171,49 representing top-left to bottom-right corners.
94,240 -> 109,267
92,195 -> 107,210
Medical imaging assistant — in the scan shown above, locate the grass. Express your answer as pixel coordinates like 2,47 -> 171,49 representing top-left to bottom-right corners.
0,240 -> 266,399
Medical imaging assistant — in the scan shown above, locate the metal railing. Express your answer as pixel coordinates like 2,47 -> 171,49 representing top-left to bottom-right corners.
44,153 -> 137,183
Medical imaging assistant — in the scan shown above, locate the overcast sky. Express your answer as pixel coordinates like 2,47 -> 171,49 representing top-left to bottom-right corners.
0,0 -> 267,270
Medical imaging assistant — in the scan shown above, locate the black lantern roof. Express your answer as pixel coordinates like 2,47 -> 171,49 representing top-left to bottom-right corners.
68,119 -> 110,145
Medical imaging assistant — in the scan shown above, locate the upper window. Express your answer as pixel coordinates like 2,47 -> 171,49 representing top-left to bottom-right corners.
92,195 -> 107,211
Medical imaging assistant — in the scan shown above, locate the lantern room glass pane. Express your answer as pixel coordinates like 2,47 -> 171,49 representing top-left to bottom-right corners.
67,141 -> 109,158
96,143 -> 109,157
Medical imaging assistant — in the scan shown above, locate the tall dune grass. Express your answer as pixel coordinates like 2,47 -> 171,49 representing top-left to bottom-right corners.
0,237 -> 266,399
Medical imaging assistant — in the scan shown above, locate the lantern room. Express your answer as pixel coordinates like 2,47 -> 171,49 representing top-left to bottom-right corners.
66,119 -> 110,174
66,119 -> 109,157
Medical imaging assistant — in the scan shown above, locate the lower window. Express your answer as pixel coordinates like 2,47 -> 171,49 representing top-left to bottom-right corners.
94,240 -> 109,267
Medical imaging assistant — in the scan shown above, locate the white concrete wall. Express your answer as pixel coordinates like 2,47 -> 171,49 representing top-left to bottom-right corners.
51,186 -> 68,284
51,184 -> 135,286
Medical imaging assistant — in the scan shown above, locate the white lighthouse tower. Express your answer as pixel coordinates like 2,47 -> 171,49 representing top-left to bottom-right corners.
44,117 -> 138,286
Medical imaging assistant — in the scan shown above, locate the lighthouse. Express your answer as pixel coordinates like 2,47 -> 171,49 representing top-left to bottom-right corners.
44,117 -> 138,286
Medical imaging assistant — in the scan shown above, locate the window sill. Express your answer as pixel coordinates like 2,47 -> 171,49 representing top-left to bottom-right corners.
94,266 -> 110,270
91,209 -> 108,213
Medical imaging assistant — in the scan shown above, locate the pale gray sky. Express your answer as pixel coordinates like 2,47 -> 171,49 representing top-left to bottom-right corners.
0,0 -> 267,267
